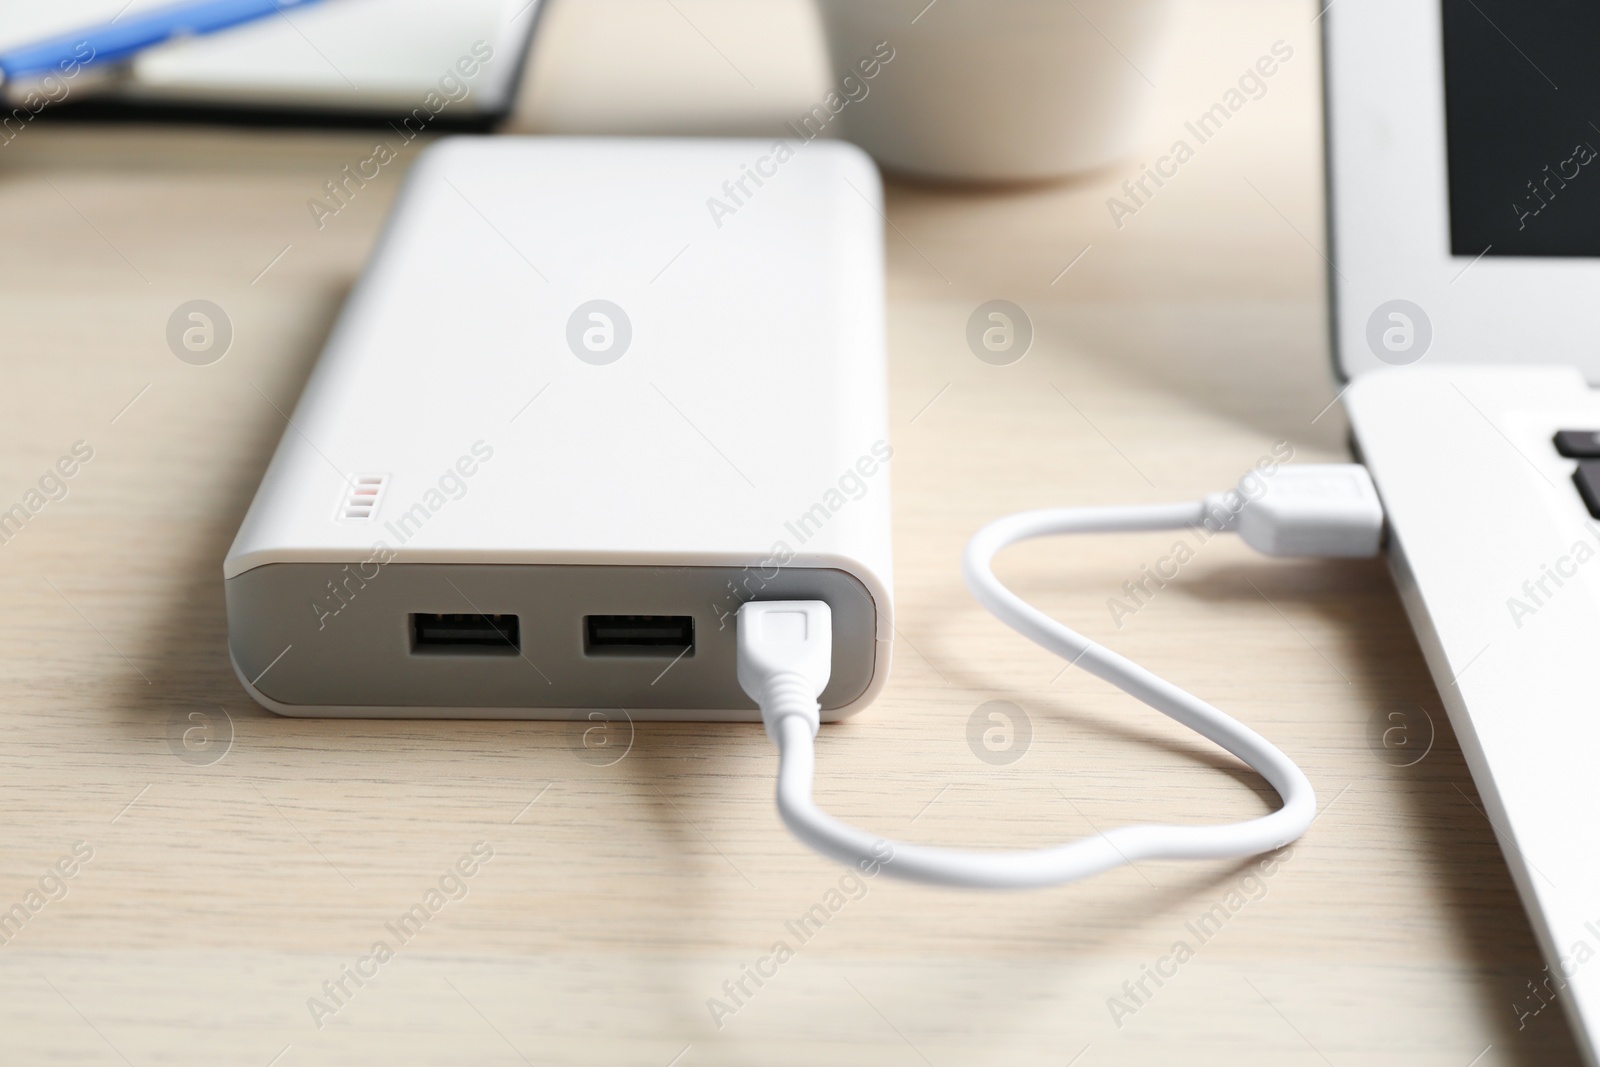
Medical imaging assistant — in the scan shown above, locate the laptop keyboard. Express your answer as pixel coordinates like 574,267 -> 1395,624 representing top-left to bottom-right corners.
1556,430 -> 1600,516
1554,430 -> 1600,458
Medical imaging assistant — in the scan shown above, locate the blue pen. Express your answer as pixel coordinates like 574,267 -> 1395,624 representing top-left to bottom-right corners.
0,0 -> 324,85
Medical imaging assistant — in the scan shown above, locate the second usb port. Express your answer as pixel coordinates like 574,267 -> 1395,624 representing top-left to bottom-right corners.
584,615 -> 694,657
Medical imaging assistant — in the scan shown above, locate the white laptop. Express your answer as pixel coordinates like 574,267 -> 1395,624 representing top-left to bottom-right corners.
1328,1 -> 1600,1059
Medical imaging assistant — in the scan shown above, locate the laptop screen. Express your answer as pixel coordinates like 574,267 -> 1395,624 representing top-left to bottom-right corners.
1441,0 -> 1600,257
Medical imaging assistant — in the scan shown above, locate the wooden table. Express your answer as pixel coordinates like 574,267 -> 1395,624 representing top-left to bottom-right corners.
0,0 -> 1577,1063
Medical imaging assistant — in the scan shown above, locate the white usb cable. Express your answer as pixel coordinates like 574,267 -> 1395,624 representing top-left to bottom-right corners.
737,464 -> 1386,889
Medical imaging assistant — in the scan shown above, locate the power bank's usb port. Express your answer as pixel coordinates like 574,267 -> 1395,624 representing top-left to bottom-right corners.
584,615 -> 694,656
411,613 -> 520,655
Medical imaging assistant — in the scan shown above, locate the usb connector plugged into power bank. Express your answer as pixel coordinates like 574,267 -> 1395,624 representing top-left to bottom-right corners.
223,137 -> 892,720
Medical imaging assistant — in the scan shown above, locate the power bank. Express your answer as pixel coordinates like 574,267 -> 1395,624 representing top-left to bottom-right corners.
224,137 -> 892,720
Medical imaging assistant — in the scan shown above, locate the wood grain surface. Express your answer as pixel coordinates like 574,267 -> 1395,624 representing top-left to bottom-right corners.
0,0 -> 1578,1064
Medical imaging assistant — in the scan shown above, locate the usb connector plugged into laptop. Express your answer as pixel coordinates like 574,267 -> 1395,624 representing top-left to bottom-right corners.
1203,463 -> 1385,558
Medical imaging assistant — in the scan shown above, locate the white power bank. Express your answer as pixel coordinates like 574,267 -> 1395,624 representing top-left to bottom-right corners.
224,137 -> 893,720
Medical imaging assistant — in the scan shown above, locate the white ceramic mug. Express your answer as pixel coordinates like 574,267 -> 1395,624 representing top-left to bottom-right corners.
810,0 -> 1178,183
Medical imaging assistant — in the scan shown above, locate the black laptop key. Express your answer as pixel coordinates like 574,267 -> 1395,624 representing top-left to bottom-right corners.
1555,429 -> 1600,458
1575,462 -> 1600,517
